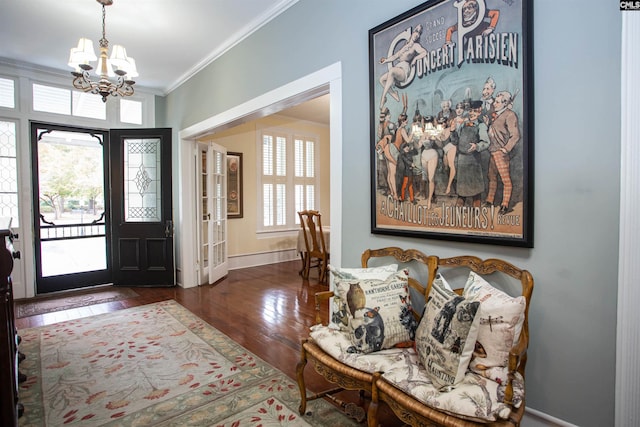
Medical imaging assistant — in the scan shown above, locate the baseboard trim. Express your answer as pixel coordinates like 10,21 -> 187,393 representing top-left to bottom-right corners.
524,407 -> 578,427
228,249 -> 299,270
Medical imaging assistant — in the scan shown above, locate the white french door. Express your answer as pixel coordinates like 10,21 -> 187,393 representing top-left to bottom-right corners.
197,141 -> 228,285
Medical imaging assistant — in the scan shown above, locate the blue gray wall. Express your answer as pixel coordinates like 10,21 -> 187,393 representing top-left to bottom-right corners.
162,1 -> 621,425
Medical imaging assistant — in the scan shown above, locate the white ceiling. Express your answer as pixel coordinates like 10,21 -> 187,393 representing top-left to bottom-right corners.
278,94 -> 330,126
0,0 -> 330,124
0,0 -> 298,94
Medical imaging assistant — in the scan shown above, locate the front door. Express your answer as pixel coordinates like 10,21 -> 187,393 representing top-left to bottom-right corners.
31,123 -> 112,294
31,124 -> 174,293
109,128 -> 174,286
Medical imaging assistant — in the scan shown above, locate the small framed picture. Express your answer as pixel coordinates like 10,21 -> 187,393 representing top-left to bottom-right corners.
227,152 -> 243,218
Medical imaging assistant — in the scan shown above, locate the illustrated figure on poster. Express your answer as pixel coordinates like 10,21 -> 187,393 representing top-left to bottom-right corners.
484,91 -> 521,215
436,99 -> 456,124
455,100 -> 489,207
397,141 -> 420,205
380,128 -> 400,201
378,24 -> 427,110
444,0 -> 500,65
391,96 -> 414,198
437,115 -> 459,196
376,107 -> 396,196
452,101 -> 468,128
416,116 -> 440,209
410,110 -> 427,200
481,77 -> 496,123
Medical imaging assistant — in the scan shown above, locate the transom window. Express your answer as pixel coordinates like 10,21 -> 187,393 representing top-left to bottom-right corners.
0,77 -> 15,109
31,82 -> 142,124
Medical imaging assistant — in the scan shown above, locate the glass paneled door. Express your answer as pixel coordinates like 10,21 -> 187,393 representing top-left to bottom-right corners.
31,123 -> 112,293
31,123 -> 174,294
109,128 -> 174,286
198,142 -> 228,285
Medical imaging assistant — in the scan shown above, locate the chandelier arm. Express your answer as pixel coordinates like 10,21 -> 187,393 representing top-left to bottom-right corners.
109,77 -> 124,97
71,74 -> 88,91
118,83 -> 135,98
109,76 -> 135,98
72,70 -> 100,93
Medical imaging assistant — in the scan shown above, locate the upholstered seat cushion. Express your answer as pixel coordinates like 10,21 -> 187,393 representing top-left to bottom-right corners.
309,324 -> 411,373
310,325 -> 524,422
380,350 -> 525,422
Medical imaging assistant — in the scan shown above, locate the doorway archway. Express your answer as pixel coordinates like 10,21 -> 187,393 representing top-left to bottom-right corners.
177,63 -> 343,288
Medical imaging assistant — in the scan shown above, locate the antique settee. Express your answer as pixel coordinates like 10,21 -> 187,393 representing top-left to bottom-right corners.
296,247 -> 533,427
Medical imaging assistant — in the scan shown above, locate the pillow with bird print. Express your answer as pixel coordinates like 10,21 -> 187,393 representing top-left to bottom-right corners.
415,273 -> 481,390
327,264 -> 399,331
333,269 -> 417,354
463,271 -> 526,382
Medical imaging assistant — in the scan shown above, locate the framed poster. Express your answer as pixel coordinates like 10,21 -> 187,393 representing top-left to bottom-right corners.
227,152 -> 243,218
370,0 -> 533,247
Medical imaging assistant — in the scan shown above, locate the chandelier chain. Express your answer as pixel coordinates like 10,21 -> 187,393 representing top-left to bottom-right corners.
99,4 -> 108,48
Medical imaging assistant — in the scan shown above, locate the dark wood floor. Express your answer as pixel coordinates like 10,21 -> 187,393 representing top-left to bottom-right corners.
15,260 -> 404,426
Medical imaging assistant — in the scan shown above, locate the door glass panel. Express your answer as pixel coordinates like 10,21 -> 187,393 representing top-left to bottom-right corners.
201,148 -> 209,269
124,137 -> 161,222
211,151 -> 226,267
0,121 -> 19,225
37,130 -> 107,277
41,237 -> 106,276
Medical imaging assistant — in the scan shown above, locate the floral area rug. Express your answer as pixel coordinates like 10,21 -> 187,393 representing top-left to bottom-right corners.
15,287 -> 139,318
18,300 -> 359,426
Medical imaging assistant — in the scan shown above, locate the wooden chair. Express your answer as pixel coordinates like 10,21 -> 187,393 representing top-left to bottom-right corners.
297,210 -> 329,283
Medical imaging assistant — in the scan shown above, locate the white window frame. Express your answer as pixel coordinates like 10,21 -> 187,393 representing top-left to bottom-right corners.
0,76 -> 16,109
256,126 -> 320,234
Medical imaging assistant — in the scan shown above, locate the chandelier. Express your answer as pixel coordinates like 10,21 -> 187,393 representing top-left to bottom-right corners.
68,0 -> 138,102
